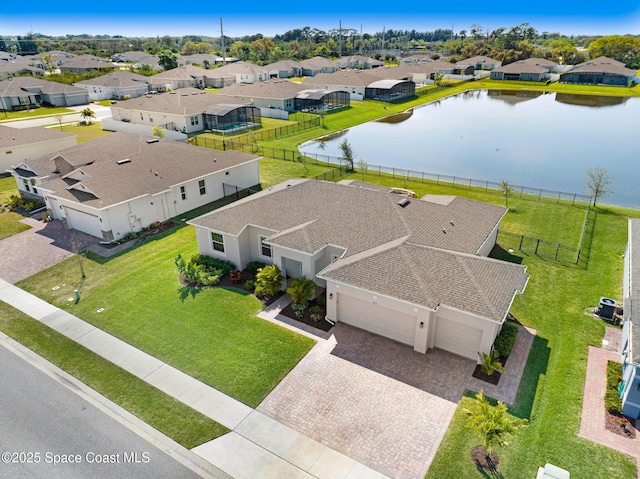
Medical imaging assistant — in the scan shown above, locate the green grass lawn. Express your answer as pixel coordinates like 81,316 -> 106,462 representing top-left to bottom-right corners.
57,122 -> 112,143
0,106 -> 74,121
15,225 -> 316,408
0,302 -> 227,449
0,212 -> 31,240
0,175 -> 18,205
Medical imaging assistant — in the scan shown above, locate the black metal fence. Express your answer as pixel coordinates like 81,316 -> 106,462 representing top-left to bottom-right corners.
222,183 -> 260,201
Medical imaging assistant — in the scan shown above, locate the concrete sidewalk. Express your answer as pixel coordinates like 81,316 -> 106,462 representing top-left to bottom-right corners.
0,279 -> 387,479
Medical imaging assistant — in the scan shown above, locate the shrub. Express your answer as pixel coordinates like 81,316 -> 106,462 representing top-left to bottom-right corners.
478,349 -> 505,376
605,389 -> 622,414
244,279 -> 256,292
309,305 -> 323,322
255,265 -> 284,297
494,322 -> 518,358
316,294 -> 326,307
230,270 -> 244,283
286,276 -> 315,306
291,302 -> 307,319
607,360 -> 623,390
8,194 -> 44,212
246,261 -> 268,275
191,254 -> 235,276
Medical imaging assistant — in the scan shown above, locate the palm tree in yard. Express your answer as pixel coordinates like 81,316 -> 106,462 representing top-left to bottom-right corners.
80,108 -> 96,125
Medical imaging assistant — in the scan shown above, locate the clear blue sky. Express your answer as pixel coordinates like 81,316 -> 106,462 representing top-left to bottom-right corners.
1,2 -> 639,38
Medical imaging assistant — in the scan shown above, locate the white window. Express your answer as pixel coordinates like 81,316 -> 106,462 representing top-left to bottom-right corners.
190,116 -> 199,126
180,185 -> 186,200
199,179 -> 206,195
260,236 -> 272,258
22,179 -> 30,192
211,232 -> 225,253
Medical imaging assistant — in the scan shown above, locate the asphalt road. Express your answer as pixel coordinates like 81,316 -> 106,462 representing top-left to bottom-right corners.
1,105 -> 112,129
0,344 -> 202,479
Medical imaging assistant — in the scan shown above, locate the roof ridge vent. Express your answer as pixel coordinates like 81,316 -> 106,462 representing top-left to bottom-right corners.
116,159 -> 131,165
397,197 -> 410,208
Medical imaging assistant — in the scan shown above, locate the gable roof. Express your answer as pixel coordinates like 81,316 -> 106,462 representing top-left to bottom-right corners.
59,54 -> 116,70
299,56 -> 337,69
307,69 -> 392,88
264,60 -> 304,70
25,132 -> 259,209
0,76 -> 88,98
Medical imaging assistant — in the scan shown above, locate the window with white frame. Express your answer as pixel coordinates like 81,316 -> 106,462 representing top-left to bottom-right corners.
211,232 -> 225,253
198,179 -> 206,195
22,178 -> 30,192
190,116 -> 199,126
260,236 -> 272,258
180,185 -> 186,200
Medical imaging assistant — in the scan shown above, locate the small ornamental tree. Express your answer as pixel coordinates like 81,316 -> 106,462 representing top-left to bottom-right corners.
338,138 -> 355,171
499,179 -> 515,208
80,108 -> 96,125
255,265 -> 284,298
464,391 -> 528,466
478,349 -> 506,376
585,166 -> 613,207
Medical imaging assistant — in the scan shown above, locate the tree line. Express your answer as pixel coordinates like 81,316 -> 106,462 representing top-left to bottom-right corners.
1,26 -> 638,68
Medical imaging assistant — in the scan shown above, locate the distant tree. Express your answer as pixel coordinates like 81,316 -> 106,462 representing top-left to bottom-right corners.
158,49 -> 178,70
499,179 -> 515,207
338,138 -> 355,171
588,35 -> 640,68
151,125 -> 166,138
80,108 -> 95,125
585,167 -> 614,207
39,53 -> 57,73
202,59 -> 210,69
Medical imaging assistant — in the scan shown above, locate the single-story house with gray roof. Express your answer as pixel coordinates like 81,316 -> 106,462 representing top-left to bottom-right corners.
0,124 -> 76,175
188,179 -> 528,359
299,56 -> 339,76
560,56 -> 638,86
456,55 -> 502,71
621,219 -> 640,417
74,71 -> 150,100
10,131 -> 261,241
263,60 -> 304,79
59,54 -> 117,74
306,69 -> 415,101
0,76 -> 89,109
490,61 -> 550,82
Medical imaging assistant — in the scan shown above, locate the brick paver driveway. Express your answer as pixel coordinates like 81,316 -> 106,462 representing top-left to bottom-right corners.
258,322 -> 533,479
0,218 -> 95,284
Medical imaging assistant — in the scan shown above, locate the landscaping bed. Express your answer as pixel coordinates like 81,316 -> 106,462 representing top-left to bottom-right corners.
280,296 -> 332,332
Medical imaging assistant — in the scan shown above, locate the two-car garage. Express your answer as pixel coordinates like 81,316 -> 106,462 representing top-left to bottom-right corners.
335,292 -> 488,361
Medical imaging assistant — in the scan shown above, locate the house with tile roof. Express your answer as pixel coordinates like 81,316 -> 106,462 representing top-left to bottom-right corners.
189,179 -> 528,359
10,132 -> 261,241
0,124 -> 76,174
108,88 -> 259,134
0,76 -> 89,109
74,71 -> 150,100
560,56 -> 638,86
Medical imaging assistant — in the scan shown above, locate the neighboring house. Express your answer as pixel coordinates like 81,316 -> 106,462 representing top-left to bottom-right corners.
306,69 -> 415,101
0,124 -> 76,173
490,61 -> 550,81
336,55 -> 384,69
147,65 -> 210,92
560,56 -> 637,86
38,50 -> 76,67
621,219 -> 640,418
189,179 -> 528,360
207,61 -> 269,87
10,132 -> 261,241
109,88 -> 258,134
263,60 -> 304,79
74,71 -> 150,100
58,54 -> 117,74
456,55 -> 502,71
0,76 -> 89,109
299,56 -> 339,76
0,59 -> 45,79
521,57 -> 564,73
217,79 -> 350,117
112,51 -> 154,63
183,54 -> 225,67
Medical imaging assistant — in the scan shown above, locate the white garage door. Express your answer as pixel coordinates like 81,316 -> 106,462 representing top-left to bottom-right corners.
337,294 -> 416,346
434,317 -> 483,360
65,208 -> 102,237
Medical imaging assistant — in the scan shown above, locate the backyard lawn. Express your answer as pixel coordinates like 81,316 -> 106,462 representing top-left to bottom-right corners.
0,176 -> 31,240
15,225 -> 316,408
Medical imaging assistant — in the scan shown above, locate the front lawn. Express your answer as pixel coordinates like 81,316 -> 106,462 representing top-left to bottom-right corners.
16,225 -> 316,408
0,106 -> 74,121
0,212 -> 31,240
0,302 -> 227,449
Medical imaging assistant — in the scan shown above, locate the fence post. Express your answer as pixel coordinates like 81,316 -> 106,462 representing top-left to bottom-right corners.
486,180 -> 489,192
538,189 -> 542,201
535,238 -> 540,255
468,178 -> 471,190
520,186 -> 524,198
392,168 -> 395,178
519,235 -> 524,251
557,191 -> 561,203
452,176 -> 456,187
572,194 -> 576,206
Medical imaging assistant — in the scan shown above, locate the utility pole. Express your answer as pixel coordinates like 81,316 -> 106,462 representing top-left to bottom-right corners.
381,26 -> 385,51
220,17 -> 226,66
360,24 -> 363,54
338,20 -> 343,58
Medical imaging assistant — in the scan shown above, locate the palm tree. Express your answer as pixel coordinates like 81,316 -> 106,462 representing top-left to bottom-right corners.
80,108 -> 96,125
464,391 -> 527,469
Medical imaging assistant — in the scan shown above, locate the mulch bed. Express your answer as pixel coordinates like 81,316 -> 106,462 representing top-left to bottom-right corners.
470,445 -> 499,471
187,269 -> 286,307
472,351 -> 510,385
280,297 -> 332,332
605,411 -> 636,439
102,221 -> 177,248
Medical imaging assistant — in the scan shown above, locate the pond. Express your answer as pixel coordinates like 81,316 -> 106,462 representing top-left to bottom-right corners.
299,90 -> 640,209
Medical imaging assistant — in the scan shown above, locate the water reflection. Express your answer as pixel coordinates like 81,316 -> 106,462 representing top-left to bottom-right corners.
376,108 -> 414,124
486,90 -> 545,105
554,93 -> 628,107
